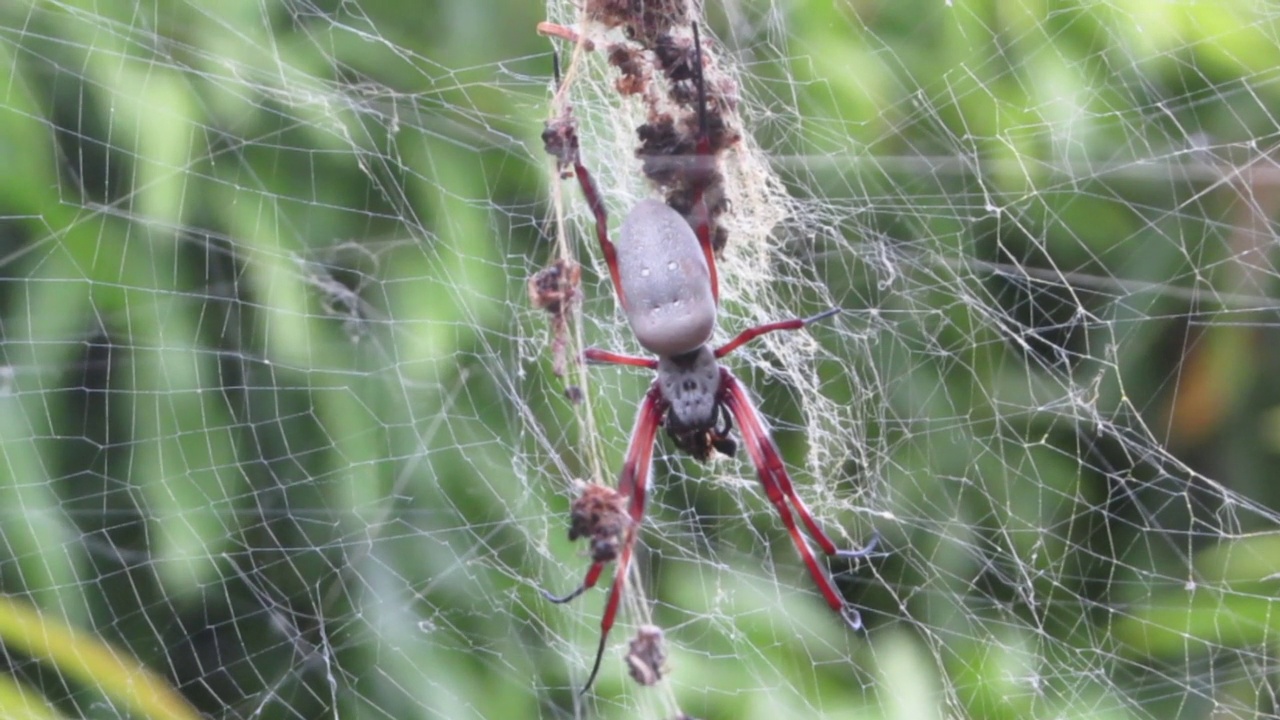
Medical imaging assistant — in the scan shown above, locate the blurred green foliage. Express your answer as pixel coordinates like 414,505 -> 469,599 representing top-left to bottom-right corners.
0,0 -> 1278,718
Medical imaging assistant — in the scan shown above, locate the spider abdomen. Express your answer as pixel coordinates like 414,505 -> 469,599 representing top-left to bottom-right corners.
617,199 -> 716,357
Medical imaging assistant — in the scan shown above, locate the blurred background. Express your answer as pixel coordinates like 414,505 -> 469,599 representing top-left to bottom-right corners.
1,0 -> 1279,718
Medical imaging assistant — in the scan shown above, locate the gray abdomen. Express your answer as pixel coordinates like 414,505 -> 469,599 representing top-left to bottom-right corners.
616,199 -> 717,357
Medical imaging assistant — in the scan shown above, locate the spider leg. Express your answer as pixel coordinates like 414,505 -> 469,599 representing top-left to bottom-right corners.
687,23 -> 720,303
546,110 -> 629,310
542,59 -> 628,310
721,370 -> 872,630
545,385 -> 662,695
584,347 -> 659,369
542,563 -> 605,604
840,529 -> 880,559
537,21 -> 595,51
715,307 -> 841,359
572,159 -> 629,310
582,523 -> 635,694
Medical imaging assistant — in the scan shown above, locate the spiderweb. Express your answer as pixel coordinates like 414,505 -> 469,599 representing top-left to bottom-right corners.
0,0 -> 1277,718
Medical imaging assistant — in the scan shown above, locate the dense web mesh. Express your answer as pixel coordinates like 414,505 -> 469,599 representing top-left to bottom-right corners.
0,0 -> 1278,718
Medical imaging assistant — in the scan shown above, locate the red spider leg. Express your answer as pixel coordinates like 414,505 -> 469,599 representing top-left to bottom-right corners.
542,386 -> 664,693
565,138 -> 628,309
722,366 -> 870,559
714,307 -> 841,359
721,371 -> 869,630
582,384 -> 662,694
584,347 -> 658,369
687,23 -> 720,303
536,22 -> 595,51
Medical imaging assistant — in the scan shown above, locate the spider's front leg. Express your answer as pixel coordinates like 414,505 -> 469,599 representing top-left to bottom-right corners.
683,23 -> 721,301
540,103 -> 628,310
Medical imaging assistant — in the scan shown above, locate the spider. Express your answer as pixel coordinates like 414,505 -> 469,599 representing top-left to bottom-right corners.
542,24 -> 877,694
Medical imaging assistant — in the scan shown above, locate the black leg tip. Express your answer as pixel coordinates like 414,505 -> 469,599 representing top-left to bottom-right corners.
804,307 -> 842,325
835,530 -> 880,559
542,586 -> 587,604
840,605 -> 864,631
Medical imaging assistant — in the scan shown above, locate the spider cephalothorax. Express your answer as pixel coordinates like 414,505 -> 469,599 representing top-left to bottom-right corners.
657,347 -> 719,428
656,349 -> 737,461
540,23 -> 876,694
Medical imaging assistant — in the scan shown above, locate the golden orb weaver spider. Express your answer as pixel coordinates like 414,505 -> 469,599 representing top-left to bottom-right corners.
541,23 -> 877,694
